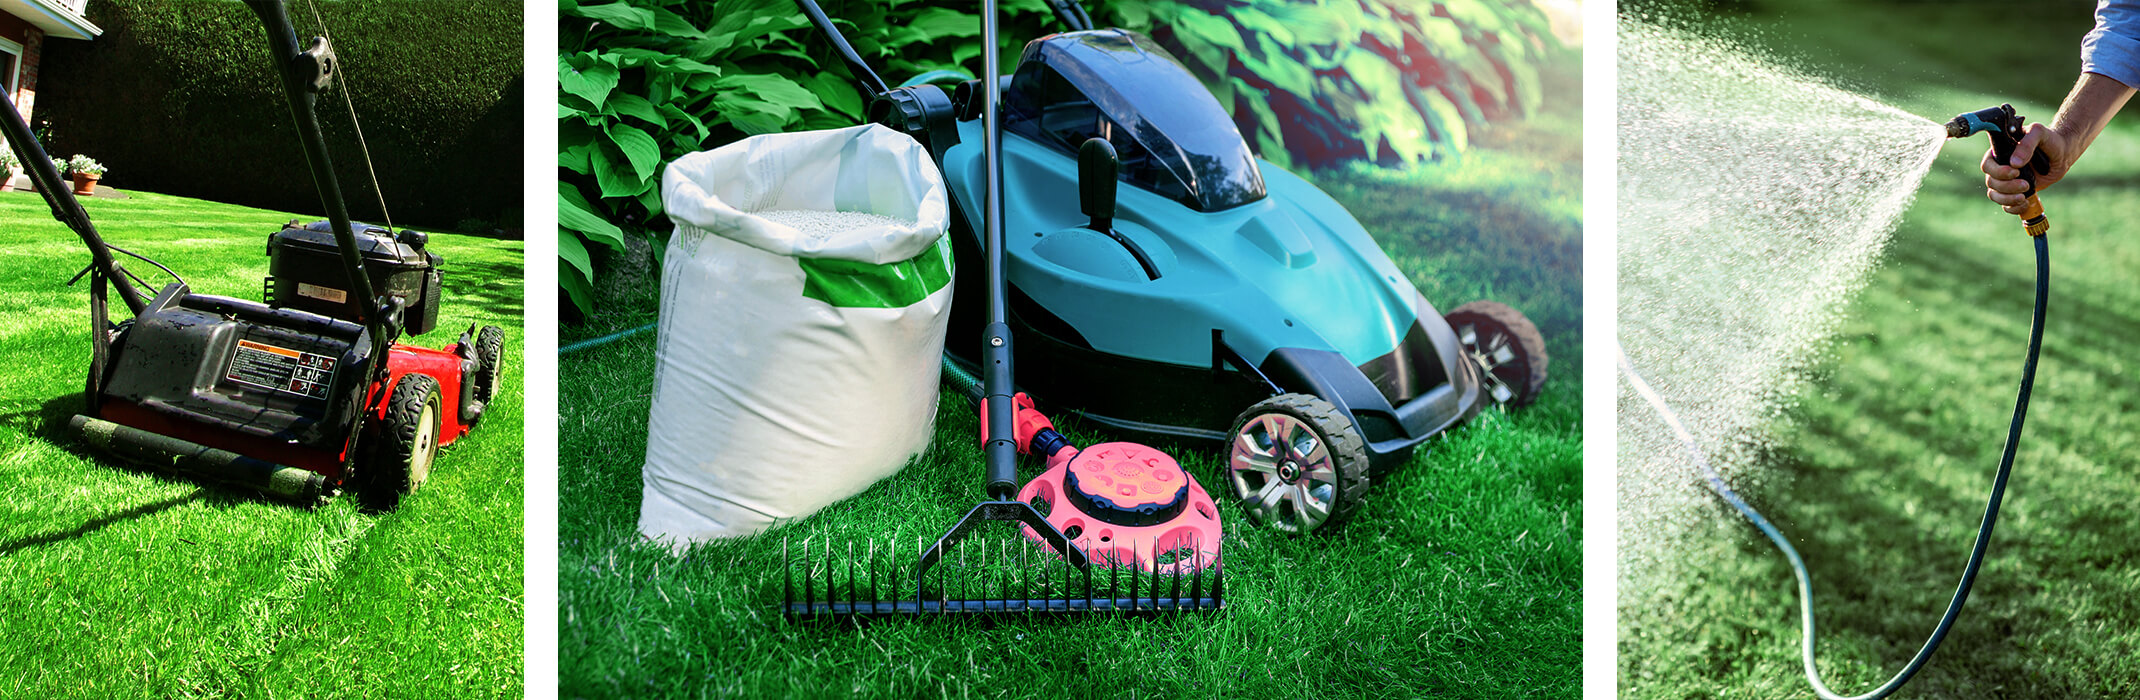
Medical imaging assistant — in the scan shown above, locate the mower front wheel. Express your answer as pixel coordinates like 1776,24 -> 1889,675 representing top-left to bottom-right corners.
360,374 -> 443,510
1226,393 -> 1371,536
1446,301 -> 1548,407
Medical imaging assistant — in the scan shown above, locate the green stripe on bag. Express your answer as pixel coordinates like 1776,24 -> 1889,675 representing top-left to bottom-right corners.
798,234 -> 954,308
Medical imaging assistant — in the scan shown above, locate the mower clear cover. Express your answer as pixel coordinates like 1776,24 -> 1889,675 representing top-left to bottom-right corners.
641,124 -> 953,547
1003,29 -> 1267,212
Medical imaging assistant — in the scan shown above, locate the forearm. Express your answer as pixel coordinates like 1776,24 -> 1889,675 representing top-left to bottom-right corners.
2051,72 -> 2137,164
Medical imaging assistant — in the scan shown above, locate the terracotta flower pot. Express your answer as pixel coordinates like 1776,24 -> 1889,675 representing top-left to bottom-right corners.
71,172 -> 99,196
0,167 -> 17,192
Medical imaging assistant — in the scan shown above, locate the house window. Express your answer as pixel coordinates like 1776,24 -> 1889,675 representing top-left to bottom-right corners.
0,37 -> 23,98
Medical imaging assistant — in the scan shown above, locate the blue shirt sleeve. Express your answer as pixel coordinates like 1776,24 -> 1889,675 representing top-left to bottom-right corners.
2084,0 -> 2140,88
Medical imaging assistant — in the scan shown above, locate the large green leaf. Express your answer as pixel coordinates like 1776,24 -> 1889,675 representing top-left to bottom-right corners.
605,122 -> 663,180
799,73 -> 863,119
648,6 -> 704,38
559,234 -> 597,316
605,93 -> 665,127
559,226 -> 596,279
559,52 -> 621,110
571,1 -> 655,30
714,73 -> 821,112
591,137 -> 654,199
899,7 -> 983,44
560,183 -> 627,250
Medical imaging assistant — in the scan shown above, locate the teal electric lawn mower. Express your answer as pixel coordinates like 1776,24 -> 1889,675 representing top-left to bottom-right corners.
795,0 -> 1549,535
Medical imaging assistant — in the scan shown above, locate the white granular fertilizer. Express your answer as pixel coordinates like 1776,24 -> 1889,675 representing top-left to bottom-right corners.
753,209 -> 912,234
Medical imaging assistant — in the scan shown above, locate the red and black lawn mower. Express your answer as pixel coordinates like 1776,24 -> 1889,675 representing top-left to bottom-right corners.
18,0 -> 505,509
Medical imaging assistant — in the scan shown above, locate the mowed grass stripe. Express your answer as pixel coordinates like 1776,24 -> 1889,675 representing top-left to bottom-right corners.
0,188 -> 524,697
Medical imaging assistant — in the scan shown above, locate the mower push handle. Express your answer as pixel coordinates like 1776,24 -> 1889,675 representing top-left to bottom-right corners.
793,0 -> 891,97
244,0 -> 386,346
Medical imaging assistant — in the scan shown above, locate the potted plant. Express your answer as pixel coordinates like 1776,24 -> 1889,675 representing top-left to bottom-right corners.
0,150 -> 18,192
67,154 -> 104,195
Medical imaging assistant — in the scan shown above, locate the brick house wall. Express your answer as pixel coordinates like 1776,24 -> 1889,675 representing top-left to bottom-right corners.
0,12 -> 40,121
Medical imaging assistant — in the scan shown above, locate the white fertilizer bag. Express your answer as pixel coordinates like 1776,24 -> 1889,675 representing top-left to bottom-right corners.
641,124 -> 953,547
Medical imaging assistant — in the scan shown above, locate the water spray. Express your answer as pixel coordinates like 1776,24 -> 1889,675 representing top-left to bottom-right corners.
1620,105 -> 2052,698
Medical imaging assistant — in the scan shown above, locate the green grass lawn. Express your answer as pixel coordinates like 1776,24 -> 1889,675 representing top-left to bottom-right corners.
1620,1 -> 2140,697
0,190 -> 525,697
558,65 -> 1581,698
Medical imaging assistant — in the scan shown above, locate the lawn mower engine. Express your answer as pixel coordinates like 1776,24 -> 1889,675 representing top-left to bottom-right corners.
263,218 -> 503,434
267,220 -> 441,337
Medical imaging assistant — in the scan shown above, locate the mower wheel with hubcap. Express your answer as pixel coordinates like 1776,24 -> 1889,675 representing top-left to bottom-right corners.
1227,393 -> 1370,535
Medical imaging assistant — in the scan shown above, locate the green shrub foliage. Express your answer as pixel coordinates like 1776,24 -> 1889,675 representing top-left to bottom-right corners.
37,0 -> 523,232
558,0 -> 1561,315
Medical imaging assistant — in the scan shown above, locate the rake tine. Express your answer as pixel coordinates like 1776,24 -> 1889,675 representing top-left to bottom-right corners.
1149,540 -> 1160,610
1128,543 -> 1140,612
1065,539 -> 1075,609
844,541 -> 856,615
1171,544 -> 1182,611
1019,538 -> 1030,613
868,540 -> 879,616
1083,539 -> 1095,611
1191,534 -> 1203,610
1111,545 -> 1121,608
783,538 -> 793,614
803,538 -> 816,619
1212,553 -> 1224,603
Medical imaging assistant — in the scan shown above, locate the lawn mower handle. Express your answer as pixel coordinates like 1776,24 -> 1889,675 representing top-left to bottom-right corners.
244,0 -> 394,366
792,0 -> 891,98
0,87 -> 148,315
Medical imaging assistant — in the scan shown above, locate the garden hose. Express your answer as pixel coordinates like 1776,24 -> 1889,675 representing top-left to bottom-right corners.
1617,231 -> 2045,700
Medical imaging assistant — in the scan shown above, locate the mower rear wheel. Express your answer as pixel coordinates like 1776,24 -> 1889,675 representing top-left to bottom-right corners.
1226,393 -> 1370,536
1445,301 -> 1548,407
473,325 -> 505,405
360,374 -> 442,510
462,325 -> 506,427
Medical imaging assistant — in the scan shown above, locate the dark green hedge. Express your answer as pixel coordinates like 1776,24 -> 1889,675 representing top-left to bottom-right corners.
35,0 -> 523,233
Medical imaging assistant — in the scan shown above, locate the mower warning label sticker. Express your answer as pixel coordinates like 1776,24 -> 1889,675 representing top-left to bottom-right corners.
296,282 -> 347,304
226,339 -> 337,400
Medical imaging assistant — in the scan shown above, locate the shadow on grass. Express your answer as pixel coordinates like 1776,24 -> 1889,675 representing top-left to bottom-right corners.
440,256 -> 527,322
1887,239 -> 2140,372
0,490 -> 208,556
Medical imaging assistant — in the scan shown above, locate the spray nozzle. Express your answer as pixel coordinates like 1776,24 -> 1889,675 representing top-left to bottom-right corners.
1946,103 -> 2050,236
1945,104 -> 2022,139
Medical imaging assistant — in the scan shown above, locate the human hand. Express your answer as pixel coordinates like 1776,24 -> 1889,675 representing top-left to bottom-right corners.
1982,123 -> 2068,215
